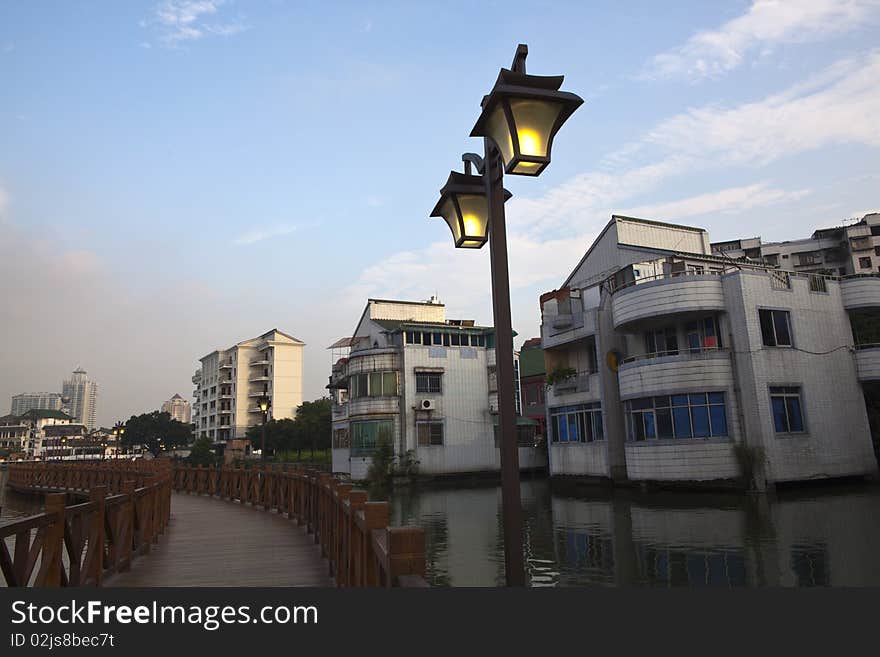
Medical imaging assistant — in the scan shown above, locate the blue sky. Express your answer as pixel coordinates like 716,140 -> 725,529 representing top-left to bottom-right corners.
2,0 -> 879,426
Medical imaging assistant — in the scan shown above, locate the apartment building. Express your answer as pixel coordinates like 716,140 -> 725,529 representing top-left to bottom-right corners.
161,393 -> 192,424
0,409 -> 76,457
539,214 -> 878,488
10,392 -> 63,415
328,298 -> 543,479
193,329 -> 304,444
711,212 -> 880,275
519,338 -> 547,440
62,368 -> 98,431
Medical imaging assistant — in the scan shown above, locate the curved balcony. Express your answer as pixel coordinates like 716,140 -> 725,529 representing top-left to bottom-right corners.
248,375 -> 270,383
841,275 -> 880,310
618,348 -> 733,399
348,396 -> 399,417
346,348 -> 400,375
855,345 -> 880,381
611,273 -> 725,330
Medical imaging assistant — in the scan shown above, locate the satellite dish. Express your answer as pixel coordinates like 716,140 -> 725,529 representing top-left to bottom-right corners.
606,350 -> 622,373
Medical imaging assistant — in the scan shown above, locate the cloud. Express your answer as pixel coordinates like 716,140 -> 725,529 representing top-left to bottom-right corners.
2,43 -> 13,53
641,0 -> 880,81
509,51 -> 880,238
621,183 -> 811,222
233,224 -> 300,245
338,50 -> 880,345
148,0 -> 249,44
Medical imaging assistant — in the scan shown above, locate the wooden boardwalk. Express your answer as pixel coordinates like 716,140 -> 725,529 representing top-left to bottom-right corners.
106,492 -> 333,587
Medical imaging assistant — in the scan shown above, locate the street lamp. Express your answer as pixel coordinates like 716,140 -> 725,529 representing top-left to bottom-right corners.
430,44 -> 582,586
113,421 -> 125,460
257,395 -> 271,462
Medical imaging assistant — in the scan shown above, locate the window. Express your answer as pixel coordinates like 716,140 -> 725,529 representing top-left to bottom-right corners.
417,422 -> 443,446
808,275 -> 827,293
851,236 -> 871,251
874,246 -> 880,256
350,371 -> 398,398
645,327 -> 678,356
685,316 -> 721,353
859,257 -> 872,269
759,309 -> 792,347
625,393 -> 728,441
550,403 -> 604,443
450,333 -> 461,346
332,429 -> 349,449
416,371 -> 443,394
350,420 -> 393,455
770,386 -> 805,433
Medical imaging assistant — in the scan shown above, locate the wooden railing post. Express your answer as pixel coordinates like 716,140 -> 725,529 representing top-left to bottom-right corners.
36,493 -> 66,587
88,485 -> 107,586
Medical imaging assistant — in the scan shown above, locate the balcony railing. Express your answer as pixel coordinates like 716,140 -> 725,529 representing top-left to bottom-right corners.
219,362 -> 233,369
621,345 -> 724,364
250,359 -> 270,366
550,372 -> 593,395
248,376 -> 270,383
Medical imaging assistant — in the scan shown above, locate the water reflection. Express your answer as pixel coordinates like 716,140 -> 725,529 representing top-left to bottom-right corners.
390,478 -> 880,587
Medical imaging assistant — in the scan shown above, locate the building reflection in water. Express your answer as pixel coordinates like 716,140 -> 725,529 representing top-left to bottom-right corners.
390,478 -> 880,587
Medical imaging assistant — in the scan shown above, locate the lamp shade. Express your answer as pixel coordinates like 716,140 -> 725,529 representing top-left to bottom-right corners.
471,69 -> 583,176
257,396 -> 271,413
430,171 -> 511,249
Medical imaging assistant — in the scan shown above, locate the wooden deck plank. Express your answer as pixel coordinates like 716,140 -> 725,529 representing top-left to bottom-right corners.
106,492 -> 333,587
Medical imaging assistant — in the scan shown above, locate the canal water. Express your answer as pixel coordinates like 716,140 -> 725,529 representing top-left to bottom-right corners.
4,468 -> 879,587
390,477 -> 880,587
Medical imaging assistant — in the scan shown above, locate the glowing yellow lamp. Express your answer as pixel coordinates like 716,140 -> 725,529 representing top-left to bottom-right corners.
471,69 -> 583,177
430,171 -> 510,249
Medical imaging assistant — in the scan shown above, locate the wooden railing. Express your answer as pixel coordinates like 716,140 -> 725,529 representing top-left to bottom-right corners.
2,461 -> 172,587
172,464 -> 428,587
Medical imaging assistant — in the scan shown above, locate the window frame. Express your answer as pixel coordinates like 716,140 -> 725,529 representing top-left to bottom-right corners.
415,371 -> 443,394
769,385 -> 807,435
549,403 -> 604,444
416,421 -> 444,447
624,392 -> 729,442
758,308 -> 793,348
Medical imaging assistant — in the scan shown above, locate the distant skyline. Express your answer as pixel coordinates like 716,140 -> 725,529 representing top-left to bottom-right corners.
2,1 -> 879,426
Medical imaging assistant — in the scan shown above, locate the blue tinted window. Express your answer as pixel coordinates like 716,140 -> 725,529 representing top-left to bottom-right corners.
644,411 -> 656,439
557,416 -> 568,442
691,405 -> 710,437
689,393 -> 707,405
672,395 -> 689,406
709,404 -> 728,436
772,397 -> 789,432
673,407 -> 692,438
786,397 -> 804,432
656,408 -> 674,438
567,414 -> 580,442
707,392 -> 724,404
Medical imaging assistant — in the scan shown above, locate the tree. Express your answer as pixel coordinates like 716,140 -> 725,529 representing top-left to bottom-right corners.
122,411 -> 191,455
245,418 -> 298,459
188,436 -> 217,467
295,397 -> 331,457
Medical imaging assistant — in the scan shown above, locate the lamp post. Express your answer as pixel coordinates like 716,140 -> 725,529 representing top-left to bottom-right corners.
257,395 -> 271,462
430,44 -> 582,586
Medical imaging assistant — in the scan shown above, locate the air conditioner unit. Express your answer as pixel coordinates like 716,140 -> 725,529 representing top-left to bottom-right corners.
420,399 -> 436,411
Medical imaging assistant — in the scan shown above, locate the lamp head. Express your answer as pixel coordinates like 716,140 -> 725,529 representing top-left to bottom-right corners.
470,60 -> 583,176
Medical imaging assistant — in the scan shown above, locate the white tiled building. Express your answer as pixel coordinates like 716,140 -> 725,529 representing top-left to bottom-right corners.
192,329 -> 305,444
540,215 -> 878,489
329,298 -> 544,479
161,393 -> 192,424
62,368 -> 98,431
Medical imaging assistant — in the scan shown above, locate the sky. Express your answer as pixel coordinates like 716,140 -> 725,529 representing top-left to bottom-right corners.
1,0 -> 879,427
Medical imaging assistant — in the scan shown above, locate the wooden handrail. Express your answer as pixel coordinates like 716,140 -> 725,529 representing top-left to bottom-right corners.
170,464 -> 429,587
2,461 -> 172,587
